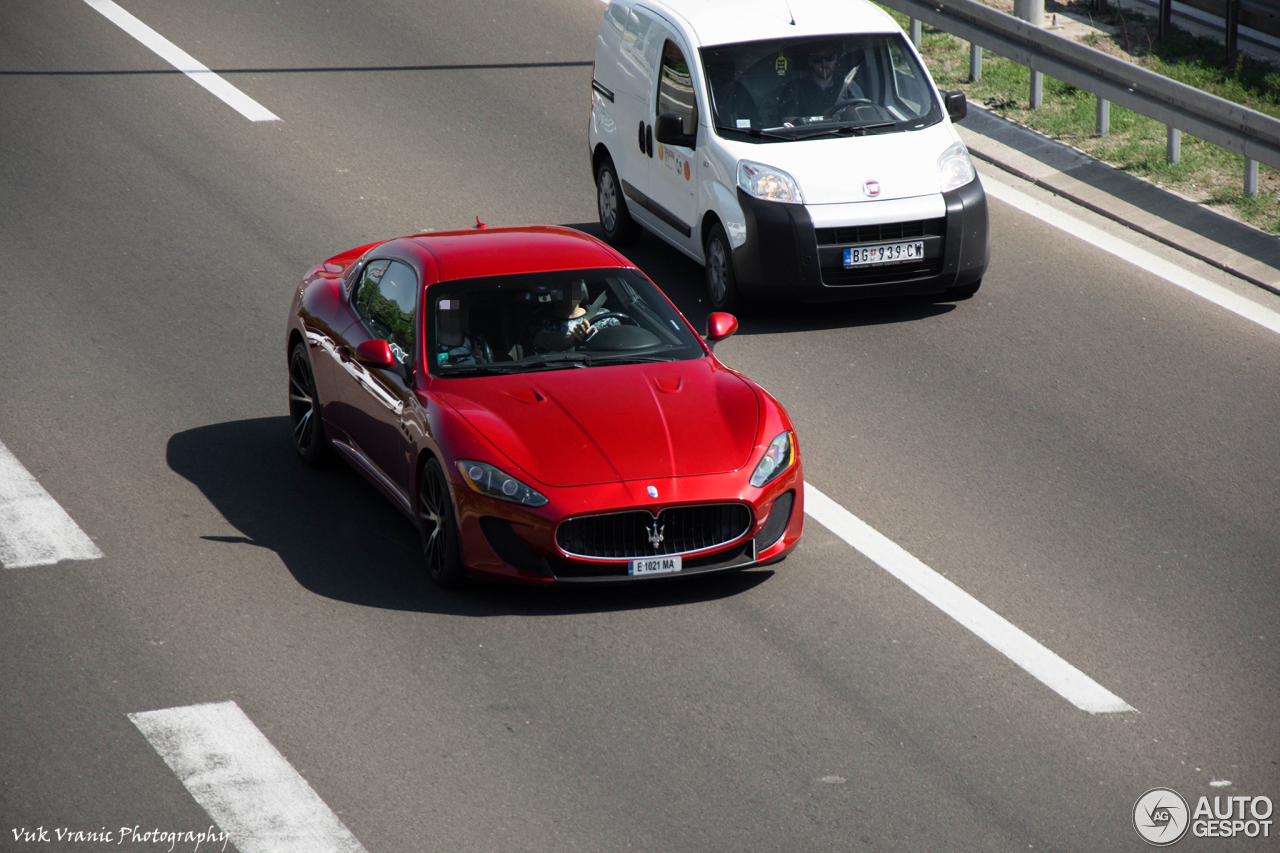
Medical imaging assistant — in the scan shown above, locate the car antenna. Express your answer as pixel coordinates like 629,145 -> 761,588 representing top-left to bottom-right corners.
784,0 -> 795,24
474,216 -> 487,229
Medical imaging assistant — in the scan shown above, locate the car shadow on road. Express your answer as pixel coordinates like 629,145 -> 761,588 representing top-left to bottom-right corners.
563,221 -> 959,333
167,417 -> 772,617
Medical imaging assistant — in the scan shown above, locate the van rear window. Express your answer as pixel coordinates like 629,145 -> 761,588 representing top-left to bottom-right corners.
700,34 -> 941,141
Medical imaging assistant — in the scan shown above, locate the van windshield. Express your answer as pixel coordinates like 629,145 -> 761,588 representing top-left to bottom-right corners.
700,34 -> 941,141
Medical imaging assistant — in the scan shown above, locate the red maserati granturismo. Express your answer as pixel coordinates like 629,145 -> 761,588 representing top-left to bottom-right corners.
286,225 -> 802,585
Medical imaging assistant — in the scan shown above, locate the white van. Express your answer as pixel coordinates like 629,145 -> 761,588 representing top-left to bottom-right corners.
588,0 -> 989,310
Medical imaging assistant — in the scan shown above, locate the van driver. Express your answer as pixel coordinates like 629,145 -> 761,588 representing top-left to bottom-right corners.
780,42 -> 864,121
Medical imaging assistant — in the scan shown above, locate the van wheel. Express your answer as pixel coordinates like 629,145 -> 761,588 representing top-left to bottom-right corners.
704,223 -> 742,313
596,158 -> 641,246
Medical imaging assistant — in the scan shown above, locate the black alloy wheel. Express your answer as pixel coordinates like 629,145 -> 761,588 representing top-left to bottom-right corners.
596,157 -> 641,246
704,222 -> 742,313
418,457 -> 465,586
289,342 -> 327,465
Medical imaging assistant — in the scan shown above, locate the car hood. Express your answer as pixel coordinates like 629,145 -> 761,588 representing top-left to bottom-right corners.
435,359 -> 760,487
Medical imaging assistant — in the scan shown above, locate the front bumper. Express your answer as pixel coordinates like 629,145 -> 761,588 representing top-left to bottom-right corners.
452,463 -> 804,584
732,178 -> 989,302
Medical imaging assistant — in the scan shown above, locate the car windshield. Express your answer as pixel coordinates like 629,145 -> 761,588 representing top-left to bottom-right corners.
700,33 -> 941,141
427,268 -> 705,377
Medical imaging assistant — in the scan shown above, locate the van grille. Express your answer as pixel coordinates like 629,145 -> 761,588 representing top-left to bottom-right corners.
814,218 -> 945,246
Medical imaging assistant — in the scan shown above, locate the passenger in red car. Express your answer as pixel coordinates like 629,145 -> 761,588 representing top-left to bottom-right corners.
435,295 -> 492,366
528,279 -> 619,353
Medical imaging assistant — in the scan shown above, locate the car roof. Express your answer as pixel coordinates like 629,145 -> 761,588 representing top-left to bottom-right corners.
639,0 -> 899,47
407,225 -> 633,283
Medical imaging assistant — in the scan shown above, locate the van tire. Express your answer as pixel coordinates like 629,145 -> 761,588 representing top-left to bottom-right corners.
704,223 -> 742,313
596,158 -> 641,246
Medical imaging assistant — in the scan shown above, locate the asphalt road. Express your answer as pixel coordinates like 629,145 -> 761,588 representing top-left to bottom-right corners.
2,0 -> 1278,850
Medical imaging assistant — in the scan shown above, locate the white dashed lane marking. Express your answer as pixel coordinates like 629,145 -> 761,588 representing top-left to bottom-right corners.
0,440 -> 103,569
82,0 -> 280,122
804,483 -> 1136,714
981,173 -> 1280,336
129,701 -> 367,853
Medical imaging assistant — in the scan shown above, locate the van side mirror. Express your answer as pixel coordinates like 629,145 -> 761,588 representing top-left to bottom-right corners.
944,91 -> 967,123
654,113 -> 696,149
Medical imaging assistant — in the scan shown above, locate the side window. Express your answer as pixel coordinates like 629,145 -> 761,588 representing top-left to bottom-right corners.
657,40 -> 697,140
355,259 -> 418,366
887,39 -> 927,115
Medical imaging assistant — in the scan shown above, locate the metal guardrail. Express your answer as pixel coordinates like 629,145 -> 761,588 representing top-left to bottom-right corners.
881,0 -> 1280,194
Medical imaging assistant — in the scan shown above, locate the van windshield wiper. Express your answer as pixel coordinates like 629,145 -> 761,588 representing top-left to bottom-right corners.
786,121 -> 898,140
715,124 -> 791,141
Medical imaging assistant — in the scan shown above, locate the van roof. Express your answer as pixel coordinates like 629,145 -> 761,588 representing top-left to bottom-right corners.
640,0 -> 900,47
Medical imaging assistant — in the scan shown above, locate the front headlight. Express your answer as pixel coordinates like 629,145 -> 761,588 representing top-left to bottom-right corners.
737,160 -> 804,204
750,431 -> 795,488
456,460 -> 548,507
937,141 -> 976,192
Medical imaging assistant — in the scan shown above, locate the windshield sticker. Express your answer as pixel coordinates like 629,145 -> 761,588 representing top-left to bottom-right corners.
775,55 -> 787,76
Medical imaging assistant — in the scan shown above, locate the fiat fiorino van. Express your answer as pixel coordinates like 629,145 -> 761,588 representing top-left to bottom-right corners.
589,0 -> 989,310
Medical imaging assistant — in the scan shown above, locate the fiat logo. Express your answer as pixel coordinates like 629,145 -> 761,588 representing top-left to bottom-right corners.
863,180 -> 881,197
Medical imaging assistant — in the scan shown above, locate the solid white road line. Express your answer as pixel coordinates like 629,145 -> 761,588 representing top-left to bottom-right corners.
804,483 -> 1136,714
0,440 -> 103,569
981,173 -> 1280,336
82,0 -> 280,122
129,701 -> 367,853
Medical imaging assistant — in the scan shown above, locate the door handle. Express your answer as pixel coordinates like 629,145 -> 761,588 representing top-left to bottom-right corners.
646,123 -> 653,157
638,120 -> 646,154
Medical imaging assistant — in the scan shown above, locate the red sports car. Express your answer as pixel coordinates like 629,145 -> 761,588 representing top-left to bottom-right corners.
286,225 -> 803,585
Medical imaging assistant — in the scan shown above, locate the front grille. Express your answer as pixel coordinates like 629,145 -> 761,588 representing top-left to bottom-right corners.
815,218 -> 945,246
556,504 -> 752,559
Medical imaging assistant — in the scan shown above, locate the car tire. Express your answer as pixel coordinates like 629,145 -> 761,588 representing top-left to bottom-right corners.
288,341 -> 328,465
944,279 -> 982,300
596,157 -> 641,246
704,222 -> 742,313
418,457 -> 466,587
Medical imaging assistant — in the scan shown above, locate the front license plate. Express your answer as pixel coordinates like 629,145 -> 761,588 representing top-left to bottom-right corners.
844,241 -> 925,267
629,556 -> 682,576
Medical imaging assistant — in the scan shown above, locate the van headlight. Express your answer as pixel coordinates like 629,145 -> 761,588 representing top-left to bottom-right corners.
456,460 -> 548,507
937,141 -> 976,192
750,431 -> 795,487
737,161 -> 804,204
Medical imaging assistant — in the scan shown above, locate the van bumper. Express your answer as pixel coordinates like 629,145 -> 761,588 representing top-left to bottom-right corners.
732,178 -> 989,302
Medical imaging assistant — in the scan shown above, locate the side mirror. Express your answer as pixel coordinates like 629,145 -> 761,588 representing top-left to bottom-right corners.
355,339 -> 397,369
654,113 -> 696,149
705,312 -> 738,343
944,91 -> 967,123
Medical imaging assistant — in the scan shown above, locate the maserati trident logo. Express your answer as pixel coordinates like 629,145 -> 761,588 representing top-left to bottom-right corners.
647,485 -> 658,498
646,523 -> 665,548
863,180 -> 881,197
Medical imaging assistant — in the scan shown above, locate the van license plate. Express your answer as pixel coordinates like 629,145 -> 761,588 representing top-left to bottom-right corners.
844,241 -> 925,267
629,556 -> 682,576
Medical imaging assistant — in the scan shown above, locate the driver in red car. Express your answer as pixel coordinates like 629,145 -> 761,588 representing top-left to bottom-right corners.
527,279 -> 621,353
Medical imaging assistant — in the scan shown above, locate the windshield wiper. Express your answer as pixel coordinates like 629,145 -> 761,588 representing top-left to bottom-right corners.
582,354 -> 678,365
786,121 -> 898,141
715,124 -> 791,141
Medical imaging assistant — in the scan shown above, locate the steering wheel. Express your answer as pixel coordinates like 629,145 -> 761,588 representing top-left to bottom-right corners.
826,97 -> 876,119
588,311 -> 638,326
